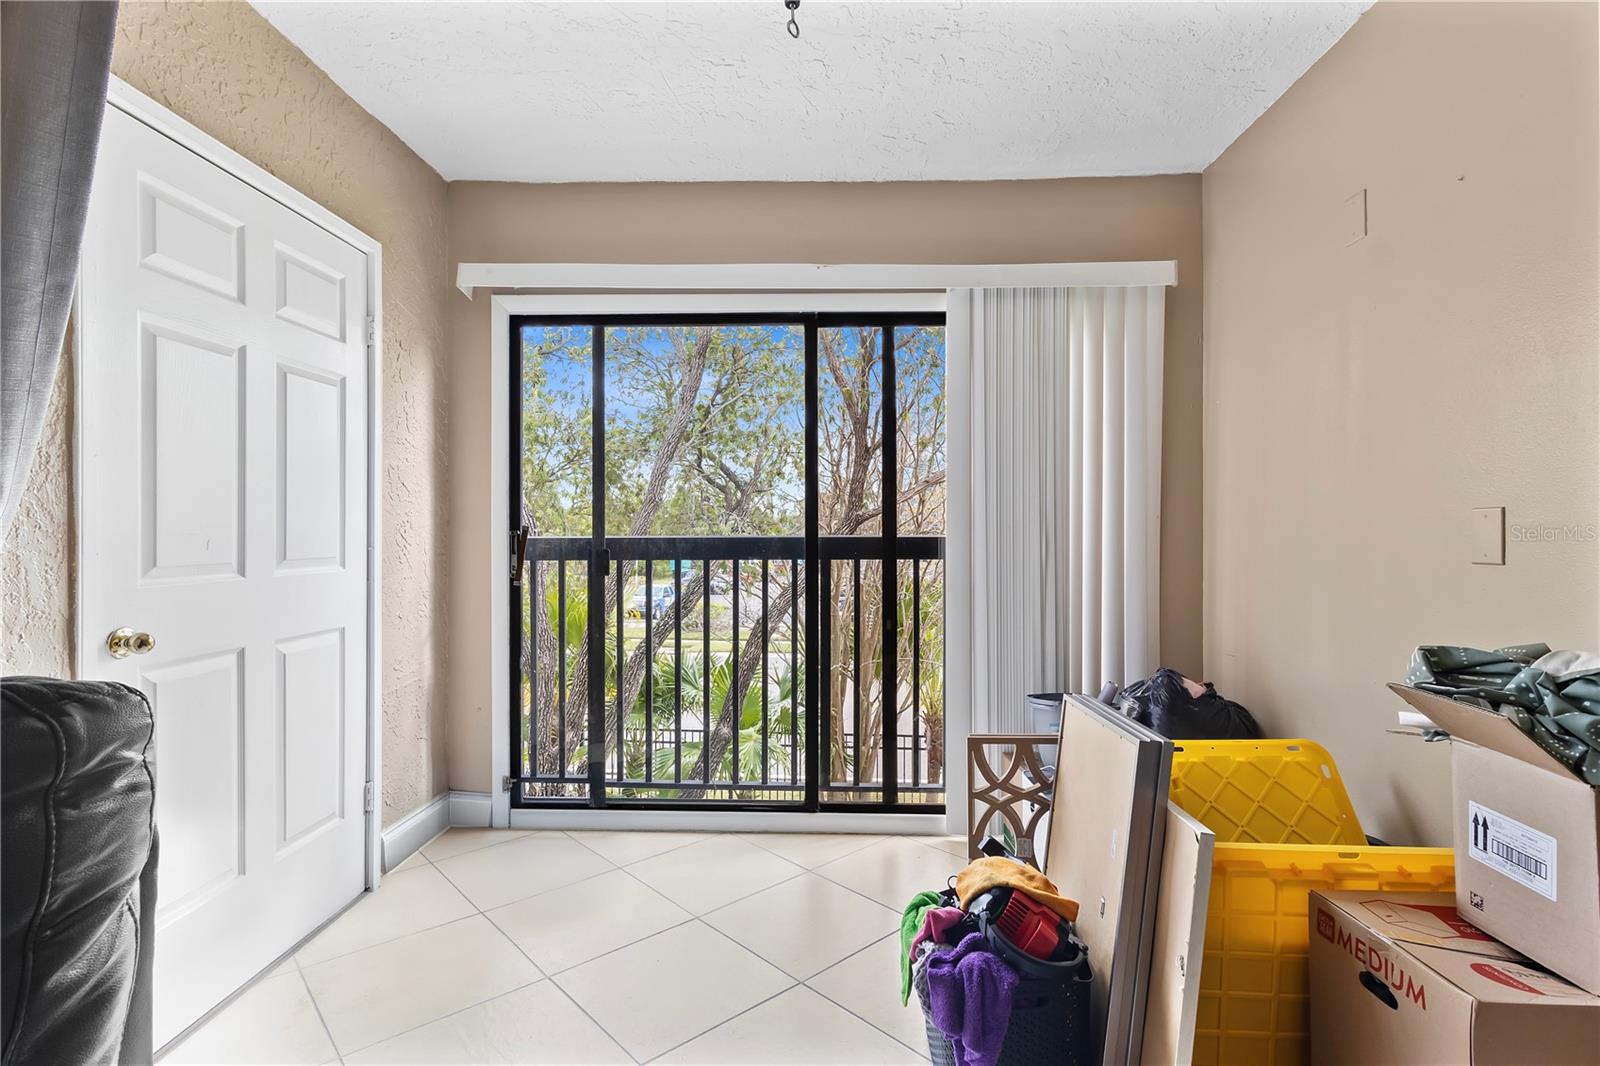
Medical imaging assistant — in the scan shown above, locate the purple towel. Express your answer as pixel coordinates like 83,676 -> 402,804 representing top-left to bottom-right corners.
926,932 -> 1017,1066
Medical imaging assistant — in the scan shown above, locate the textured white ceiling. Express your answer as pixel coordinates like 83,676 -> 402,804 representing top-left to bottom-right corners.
252,1 -> 1369,183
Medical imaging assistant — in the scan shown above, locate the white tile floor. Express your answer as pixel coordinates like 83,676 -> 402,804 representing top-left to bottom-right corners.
163,830 -> 970,1065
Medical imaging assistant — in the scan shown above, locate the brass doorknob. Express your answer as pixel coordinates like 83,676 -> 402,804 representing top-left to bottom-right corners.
107,627 -> 156,659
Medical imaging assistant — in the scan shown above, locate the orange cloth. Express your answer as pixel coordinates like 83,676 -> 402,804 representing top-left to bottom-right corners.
954,856 -> 1080,923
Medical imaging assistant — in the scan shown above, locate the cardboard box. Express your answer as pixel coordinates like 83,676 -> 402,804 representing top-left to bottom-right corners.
1391,683 -> 1600,994
1309,891 -> 1600,1066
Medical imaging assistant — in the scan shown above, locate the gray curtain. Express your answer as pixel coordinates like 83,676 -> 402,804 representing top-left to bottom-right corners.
1,2 -> 118,535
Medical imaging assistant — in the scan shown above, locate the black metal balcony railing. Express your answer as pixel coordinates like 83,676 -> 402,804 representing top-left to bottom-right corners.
514,534 -> 944,808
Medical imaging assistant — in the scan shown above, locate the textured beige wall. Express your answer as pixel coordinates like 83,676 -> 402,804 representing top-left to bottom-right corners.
445,176 -> 1206,791
0,2 -> 452,824
2,331 -> 74,676
1203,2 -> 1599,845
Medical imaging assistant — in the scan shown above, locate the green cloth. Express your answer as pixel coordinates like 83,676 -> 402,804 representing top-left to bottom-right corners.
899,890 -> 941,1006
1408,644 -> 1600,786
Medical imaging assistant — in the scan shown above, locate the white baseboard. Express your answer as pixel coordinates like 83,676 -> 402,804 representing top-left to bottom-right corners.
506,808 -> 947,835
448,789 -> 493,827
380,793 -> 449,872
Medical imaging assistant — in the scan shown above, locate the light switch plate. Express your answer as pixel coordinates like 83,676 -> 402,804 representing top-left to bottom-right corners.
1343,189 -> 1368,246
1472,507 -> 1505,565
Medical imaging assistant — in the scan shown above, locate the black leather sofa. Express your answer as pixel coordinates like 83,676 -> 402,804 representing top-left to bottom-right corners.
2,677 -> 157,1066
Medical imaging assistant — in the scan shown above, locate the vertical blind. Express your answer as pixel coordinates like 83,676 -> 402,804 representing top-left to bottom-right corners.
947,285 -> 1166,735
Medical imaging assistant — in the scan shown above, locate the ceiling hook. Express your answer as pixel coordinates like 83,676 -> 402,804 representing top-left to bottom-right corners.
785,0 -> 800,39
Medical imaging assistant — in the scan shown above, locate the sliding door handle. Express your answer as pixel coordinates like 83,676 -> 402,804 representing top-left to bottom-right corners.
510,524 -> 530,583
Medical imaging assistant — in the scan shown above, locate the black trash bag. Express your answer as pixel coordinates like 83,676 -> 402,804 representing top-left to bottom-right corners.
1117,668 -> 1262,740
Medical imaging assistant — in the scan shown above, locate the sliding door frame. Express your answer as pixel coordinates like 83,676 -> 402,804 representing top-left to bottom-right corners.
508,310 -> 944,816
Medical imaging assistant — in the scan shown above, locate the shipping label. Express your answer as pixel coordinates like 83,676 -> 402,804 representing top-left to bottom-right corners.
1467,800 -> 1558,902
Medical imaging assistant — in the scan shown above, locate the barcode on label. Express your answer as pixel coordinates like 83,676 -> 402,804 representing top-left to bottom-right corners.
1490,839 -> 1548,880
1468,800 -> 1558,903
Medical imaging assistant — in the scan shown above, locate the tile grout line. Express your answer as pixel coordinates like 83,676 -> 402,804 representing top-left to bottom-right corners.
523,845 -> 819,1058
428,826 -> 723,919
293,964 -> 346,1064
803,946 -> 935,1060
426,832 -> 698,988
296,865 -> 481,970
628,894 -> 910,1060
283,830 -> 948,1064
623,862 -> 809,923
317,836 -> 562,1059
549,859 -> 809,977
793,902 -> 940,1056
738,831 -> 887,867
302,912 -> 525,1059
361,886 -> 793,1066
909,837 -> 972,862
490,916 -> 643,1065
176,831 -> 866,1062
810,927 -> 898,976
469,827 -> 660,1055
797,872 -> 907,920
806,838 -> 961,912
640,976 -> 802,1064
332,978 -> 545,1061
326,832 -> 559,1056
418,825 -> 544,865
550,840 -> 904,985
545,979 -> 641,1065
557,827 -> 722,870
691,910 -> 812,982
426,830 -> 624,917
791,918 -> 941,1056
690,872 -> 901,980
557,832 -> 821,933
408,831 -> 646,1060
534,913 -> 702,979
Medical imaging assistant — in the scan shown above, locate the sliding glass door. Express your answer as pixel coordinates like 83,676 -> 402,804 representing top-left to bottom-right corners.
510,314 -> 944,813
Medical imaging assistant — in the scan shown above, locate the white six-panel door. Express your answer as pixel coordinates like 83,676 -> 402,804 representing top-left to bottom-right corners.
78,104 -> 371,1048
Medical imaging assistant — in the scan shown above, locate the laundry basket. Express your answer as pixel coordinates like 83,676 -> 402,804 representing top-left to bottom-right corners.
914,914 -> 1094,1066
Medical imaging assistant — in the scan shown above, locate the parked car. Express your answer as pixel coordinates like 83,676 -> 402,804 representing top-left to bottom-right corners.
628,582 -> 676,618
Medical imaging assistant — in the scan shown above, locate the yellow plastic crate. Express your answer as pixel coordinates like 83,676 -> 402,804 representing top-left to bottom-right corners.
1190,844 -> 1455,1066
1168,742 -> 1453,1064
1171,739 -> 1366,847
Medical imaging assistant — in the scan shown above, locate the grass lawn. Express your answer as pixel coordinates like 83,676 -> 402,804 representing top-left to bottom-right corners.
616,618 -> 797,657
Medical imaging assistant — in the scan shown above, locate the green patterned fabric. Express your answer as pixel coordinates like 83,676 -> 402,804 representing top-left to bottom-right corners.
1408,644 -> 1600,786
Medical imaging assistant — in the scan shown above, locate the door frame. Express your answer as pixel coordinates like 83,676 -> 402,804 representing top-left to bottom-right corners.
508,311 -> 948,817
74,77 -> 385,889
489,292 -> 955,836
